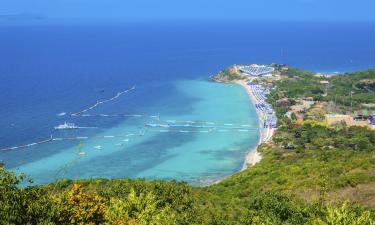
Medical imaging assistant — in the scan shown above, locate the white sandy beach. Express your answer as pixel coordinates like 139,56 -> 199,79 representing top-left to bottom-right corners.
236,80 -> 275,170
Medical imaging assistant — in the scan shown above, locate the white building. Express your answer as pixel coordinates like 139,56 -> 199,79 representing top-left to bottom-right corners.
240,65 -> 275,76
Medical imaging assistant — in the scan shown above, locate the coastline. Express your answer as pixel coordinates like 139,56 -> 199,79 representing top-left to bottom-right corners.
208,76 -> 275,186
210,78 -> 274,185
235,80 -> 274,170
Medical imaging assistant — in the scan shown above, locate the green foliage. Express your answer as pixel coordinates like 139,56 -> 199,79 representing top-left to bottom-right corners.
325,69 -> 375,107
244,192 -> 308,224
269,67 -> 375,112
282,66 -> 315,78
51,183 -> 107,225
313,202 -> 375,225
217,67 -> 243,81
1,162 -> 375,224
0,163 -> 54,225
270,66 -> 323,100
105,189 -> 177,225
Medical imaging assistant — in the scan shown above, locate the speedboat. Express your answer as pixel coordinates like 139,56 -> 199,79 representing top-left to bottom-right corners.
54,122 -> 78,130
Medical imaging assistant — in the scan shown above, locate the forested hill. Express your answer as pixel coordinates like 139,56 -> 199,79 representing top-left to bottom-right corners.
268,66 -> 375,109
1,66 -> 375,225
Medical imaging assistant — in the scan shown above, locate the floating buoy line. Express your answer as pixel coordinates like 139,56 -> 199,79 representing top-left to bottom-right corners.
0,132 -> 145,152
0,137 -> 54,151
70,85 -> 136,116
74,113 -> 158,118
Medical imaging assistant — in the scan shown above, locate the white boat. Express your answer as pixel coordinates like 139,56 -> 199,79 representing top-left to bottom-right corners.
94,145 -> 102,150
54,122 -> 78,130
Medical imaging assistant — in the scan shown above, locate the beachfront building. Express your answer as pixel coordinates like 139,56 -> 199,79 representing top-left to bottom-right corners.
315,73 -> 339,78
240,64 -> 275,76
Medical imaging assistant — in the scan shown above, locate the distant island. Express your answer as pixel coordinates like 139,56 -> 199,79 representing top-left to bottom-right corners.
2,64 -> 375,224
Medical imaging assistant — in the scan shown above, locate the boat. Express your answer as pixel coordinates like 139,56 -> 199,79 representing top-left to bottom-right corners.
94,145 -> 102,150
54,122 -> 78,130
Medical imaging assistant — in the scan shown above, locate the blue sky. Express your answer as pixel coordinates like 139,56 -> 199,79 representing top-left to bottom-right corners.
1,0 -> 375,22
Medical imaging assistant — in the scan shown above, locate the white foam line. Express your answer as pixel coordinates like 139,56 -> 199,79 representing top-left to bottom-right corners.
77,127 -> 98,129
158,119 -> 256,128
76,137 -> 89,139
147,129 -> 256,134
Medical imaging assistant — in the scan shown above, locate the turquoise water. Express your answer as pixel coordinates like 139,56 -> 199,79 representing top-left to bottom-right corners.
14,79 -> 259,185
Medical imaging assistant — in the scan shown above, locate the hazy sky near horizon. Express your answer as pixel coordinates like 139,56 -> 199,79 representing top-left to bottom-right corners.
1,0 -> 375,22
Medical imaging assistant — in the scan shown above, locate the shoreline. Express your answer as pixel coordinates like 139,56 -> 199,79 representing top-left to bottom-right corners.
210,78 -> 274,185
235,80 -> 274,170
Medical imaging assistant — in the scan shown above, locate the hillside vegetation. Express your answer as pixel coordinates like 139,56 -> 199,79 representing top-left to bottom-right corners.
2,163 -> 375,225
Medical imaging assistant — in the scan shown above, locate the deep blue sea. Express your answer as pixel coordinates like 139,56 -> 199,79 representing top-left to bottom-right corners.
0,22 -> 375,185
